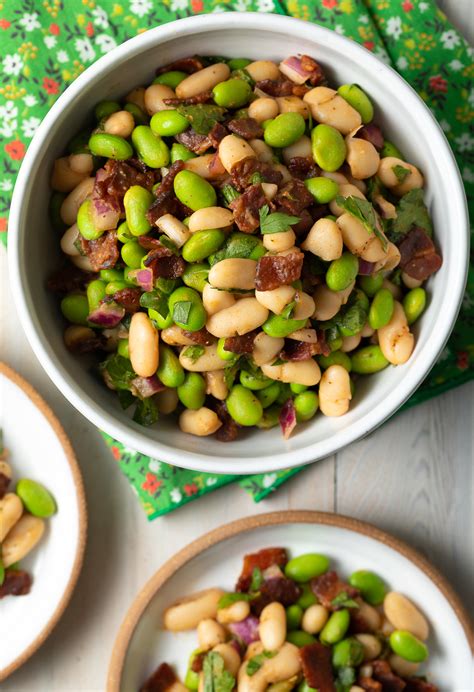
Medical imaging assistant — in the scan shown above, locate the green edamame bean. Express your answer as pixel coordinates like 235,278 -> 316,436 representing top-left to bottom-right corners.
403,287 -> 426,325
88,133 -> 133,160
290,383 -> 307,394
168,286 -> 206,332
286,604 -> 303,631
226,385 -> 263,426
0,557 -> 4,587
359,273 -> 384,297
77,199 -> 103,241
227,58 -> 251,70
319,350 -> 352,372
256,405 -> 280,429
16,479 -> 56,518
305,177 -> 339,204
337,84 -> 373,124
150,110 -> 189,137
240,369 -> 273,391
157,344 -> 185,388
326,252 -> 359,292
116,221 -> 133,243
156,278 -> 180,294
276,383 -> 292,406
132,125 -> 170,168
217,338 -> 237,361
212,78 -> 252,108
297,583 -> 317,609
60,294 -> 89,325
328,335 -> 343,352
171,142 -> 197,163
332,637 -> 365,668
182,263 -> 209,293
174,170 -> 217,211
117,339 -> 130,359
262,314 -> 307,338
184,649 -> 202,691
311,124 -> 346,172
124,102 -> 149,125
87,279 -> 107,311
149,306 -> 173,329
67,129 -> 91,155
351,345 -> 389,375
294,391 -> 319,422
286,631 -> 316,647
124,185 -> 153,237
264,112 -> 306,148
389,630 -> 428,663
95,100 -> 120,121
257,382 -> 281,409
49,191 -> 67,232
154,70 -> 187,89
369,288 -> 394,329
285,553 -> 330,582
121,240 -> 147,268
177,372 -> 206,410
182,229 -> 225,263
348,570 -> 386,605
297,683 -> 317,692
320,609 -> 350,645
381,140 -> 403,159
105,280 -> 128,295
100,269 -> 124,282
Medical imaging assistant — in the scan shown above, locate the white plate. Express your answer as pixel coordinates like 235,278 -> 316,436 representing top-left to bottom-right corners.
0,363 -> 87,681
108,512 -> 473,692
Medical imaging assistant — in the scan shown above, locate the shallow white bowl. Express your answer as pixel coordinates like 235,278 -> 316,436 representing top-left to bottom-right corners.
107,512 -> 473,692
8,13 -> 469,475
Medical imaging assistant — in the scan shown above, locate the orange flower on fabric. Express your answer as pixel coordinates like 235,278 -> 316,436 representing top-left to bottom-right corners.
192,0 -> 204,11
429,75 -> 448,93
110,445 -> 121,460
402,0 -> 414,11
364,41 -> 375,51
86,22 -> 94,37
184,483 -> 199,496
142,472 -> 162,494
0,19 -> 11,29
49,23 -> 60,35
43,77 -> 60,94
322,0 -> 338,8
0,218 -> 7,233
5,141 -> 25,161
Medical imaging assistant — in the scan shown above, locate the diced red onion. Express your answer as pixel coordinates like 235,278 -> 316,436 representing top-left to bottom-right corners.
127,268 -> 154,292
358,259 -> 376,275
279,56 -> 309,85
88,301 -> 125,327
279,398 -> 297,440
131,375 -> 165,398
358,123 -> 384,151
228,616 -> 260,645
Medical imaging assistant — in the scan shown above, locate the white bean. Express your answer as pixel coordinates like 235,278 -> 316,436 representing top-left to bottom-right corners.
292,291 -> 316,320
219,134 -> 256,173
217,599 -> 250,624
164,588 -> 225,631
155,213 -> 190,248
60,224 -> 81,256
276,96 -> 309,118
388,654 -> 420,677
312,282 -> 354,321
213,644 -> 241,676
382,278 -> 402,300
262,359 -> 321,387
302,218 -> 343,261
337,213 -> 386,262
184,153 -> 225,181
161,325 -> 196,346
259,602 -> 286,650
179,408 -> 222,437
144,84 -> 175,114
0,493 -> 23,542
304,87 -> 361,134
125,87 -> 146,110
282,134 -> 312,164
71,254 -> 93,272
377,156 -> 424,196
69,153 -> 94,175
263,229 -> 296,252
2,514 -> 45,568
179,343 -> 226,372
129,313 -> 159,377
261,182 -> 278,201
301,604 -> 329,634
197,619 -> 226,651
373,242 -> 401,273
252,332 -> 285,366
104,110 -> 135,138
355,634 -> 382,661
205,370 -> 228,400
383,591 -> 429,640
60,177 -> 95,225
341,333 -> 362,353
250,139 -> 274,163
322,170 -> 349,185
346,136 -> 380,180
357,600 -> 382,632
255,285 -> 296,315
238,643 -> 301,692
176,63 -> 230,99
208,258 -> 257,291
156,388 -> 179,414
329,183 -> 366,217
248,97 -> 279,123
51,156 -> 89,193
203,283 -> 236,316
378,302 -> 414,365
273,163 -> 292,183
319,364 -> 352,417
402,272 -> 423,289
287,328 -> 318,343
207,298 -> 268,338
245,60 -> 280,82
189,207 -> 234,232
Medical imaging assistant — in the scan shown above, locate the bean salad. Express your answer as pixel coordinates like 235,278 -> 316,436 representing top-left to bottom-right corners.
141,546 -> 438,692
49,53 -> 442,440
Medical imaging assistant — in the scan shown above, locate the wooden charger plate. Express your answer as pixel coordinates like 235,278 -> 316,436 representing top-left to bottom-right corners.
108,510 -> 473,692
0,362 -> 87,681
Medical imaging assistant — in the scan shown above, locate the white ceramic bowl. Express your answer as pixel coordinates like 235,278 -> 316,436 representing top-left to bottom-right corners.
9,13 -> 469,475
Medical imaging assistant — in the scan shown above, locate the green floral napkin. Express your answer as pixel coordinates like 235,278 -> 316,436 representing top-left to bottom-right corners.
2,0 -> 472,519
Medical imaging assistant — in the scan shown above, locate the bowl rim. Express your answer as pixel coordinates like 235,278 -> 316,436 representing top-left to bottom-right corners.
106,509 -> 474,691
0,362 -> 87,682
8,12 -> 470,475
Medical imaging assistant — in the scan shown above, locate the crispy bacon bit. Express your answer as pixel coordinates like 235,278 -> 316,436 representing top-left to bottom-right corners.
146,161 -> 185,225
292,209 -> 315,237
224,330 -> 258,354
0,570 -> 32,599
404,679 -> 438,692
208,152 -> 226,180
94,160 -> 156,214
280,339 -> 320,361
227,118 -> 263,140
358,123 -> 384,151
300,55 -> 326,86
213,400 -> 239,443
236,547 -> 288,591
371,661 -> 407,692
300,643 -> 336,692
140,662 -> 178,692
156,56 -> 204,75
252,575 -> 301,615
146,255 -> 186,279
47,265 -> 95,293
138,236 -> 173,253
112,287 -> 142,313
256,79 -> 310,98
317,329 -> 330,356
275,179 -> 314,215
183,328 -> 216,346
359,678 -> 383,692
230,183 -> 268,233
398,227 -> 442,281
311,570 -> 359,610
0,472 -> 10,499
255,253 -> 304,291
287,156 -> 320,180
81,231 -> 119,272
176,129 -> 212,155
190,652 -> 206,673
231,157 -> 283,192
208,122 -> 228,148
163,91 -> 211,106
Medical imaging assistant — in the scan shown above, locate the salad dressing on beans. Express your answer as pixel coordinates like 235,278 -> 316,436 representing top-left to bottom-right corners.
49,52 -> 442,440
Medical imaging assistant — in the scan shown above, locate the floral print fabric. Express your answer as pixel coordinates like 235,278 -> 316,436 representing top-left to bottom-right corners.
1,0 -> 472,518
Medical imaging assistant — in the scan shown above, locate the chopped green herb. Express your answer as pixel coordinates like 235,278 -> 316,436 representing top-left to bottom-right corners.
182,345 -> 205,363
250,171 -> 264,184
140,290 -> 169,319
209,232 -> 262,266
133,397 -> 159,427
335,195 -> 388,251
221,184 -> 240,206
223,359 -> 241,389
218,592 -> 255,609
100,354 -> 136,391
172,300 -> 192,326
259,205 -> 300,235
0,556 -> 5,587
280,300 -> 296,320
158,235 -> 180,255
250,567 -> 263,592
203,652 -> 235,692
176,104 -> 227,135
388,188 -> 433,241
392,164 -> 411,184
331,591 -> 360,609
336,666 -> 356,692
230,68 -> 255,87
117,390 -> 135,410
246,651 -> 277,676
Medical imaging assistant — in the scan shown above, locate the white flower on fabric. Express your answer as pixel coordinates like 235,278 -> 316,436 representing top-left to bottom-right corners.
233,0 -> 250,10
439,119 -> 451,133
0,179 -> 13,191
440,30 -> 461,50
148,459 -> 161,472
75,37 -> 95,62
170,488 -> 182,503
19,12 -> 40,32
334,25 -> 345,35
170,0 -> 188,10
462,167 -> 474,184
24,95 -> 37,107
437,346 -> 450,363
212,6 -> 226,12
455,133 -> 474,152
21,116 -> 41,138
95,34 -> 117,54
359,14 -> 369,24
0,122 -> 16,138
374,46 -> 390,65
2,54 -> 23,76
131,0 -> 153,15
57,50 -> 69,63
386,17 -> 402,40
257,0 -> 275,11
0,101 -> 18,121
448,59 -> 464,72
206,477 -> 217,486
419,1 -> 429,11
44,35 -> 57,49
396,56 -> 408,70
262,473 -> 277,488
92,6 -> 109,29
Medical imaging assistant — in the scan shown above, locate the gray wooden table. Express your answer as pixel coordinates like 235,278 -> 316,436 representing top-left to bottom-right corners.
0,1 -> 472,688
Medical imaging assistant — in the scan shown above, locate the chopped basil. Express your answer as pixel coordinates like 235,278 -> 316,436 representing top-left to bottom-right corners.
259,204 -> 300,235
246,651 -> 277,676
392,164 -> 411,184
172,300 -> 192,326
117,390 -> 135,410
250,567 -> 263,592
133,397 -> 159,427
100,354 -> 136,391
280,300 -> 296,320
203,652 -> 235,692
176,104 -> 227,135
140,290 -> 169,319
388,188 -> 433,241
230,68 -> 255,87
218,592 -> 254,609
221,184 -> 240,206
182,345 -> 205,363
209,232 -> 263,266
335,195 -> 388,251
331,591 -> 360,609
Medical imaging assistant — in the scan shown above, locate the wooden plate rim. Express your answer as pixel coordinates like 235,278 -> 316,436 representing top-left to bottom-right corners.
0,361 -> 88,682
107,510 -> 474,691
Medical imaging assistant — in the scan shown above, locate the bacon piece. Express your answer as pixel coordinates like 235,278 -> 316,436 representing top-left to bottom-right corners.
0,472 -> 10,499
156,56 -> 204,75
227,118 -> 263,140
236,547 -> 288,591
311,570 -> 359,610
252,575 -> 301,615
300,643 -> 336,692
292,209 -> 315,237
163,91 -> 211,106
140,662 -> 179,692
47,265 -> 95,293
0,570 -> 32,599
183,328 -> 216,346
224,330 -> 258,354
398,227 -> 442,281
300,55 -> 326,86
146,161 -> 185,225
138,236 -> 173,253
280,340 -> 320,361
359,678 -> 383,692
230,183 -> 268,233
146,255 -> 186,279
255,253 -> 304,291
275,178 -> 314,215
404,679 -> 438,692
66,331 -> 106,354
81,231 -> 119,272
256,79 -> 310,97
191,652 -> 206,673
176,129 -> 212,155
358,123 -> 384,151
94,159 -> 157,214
213,400 -> 239,443
231,157 -> 283,192
208,122 -> 228,148
287,156 -> 320,180
371,661 -> 406,692
112,287 -> 142,313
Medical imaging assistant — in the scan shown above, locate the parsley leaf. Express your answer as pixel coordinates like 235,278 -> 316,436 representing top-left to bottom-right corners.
246,651 -> 277,676
392,164 -> 411,184
140,290 -> 169,319
230,68 -> 255,87
388,188 -> 433,241
117,390 -> 135,410
158,235 -> 180,255
250,567 -> 263,592
218,592 -> 256,609
280,300 -> 296,320
100,354 -> 136,391
250,171 -> 264,184
223,359 -> 241,389
221,184 -> 240,206
182,345 -> 205,363
203,652 -> 235,692
176,104 -> 227,135
133,397 -> 159,427
335,195 -> 388,251
209,232 -> 263,266
331,591 -> 359,609
173,300 -> 192,326
259,205 -> 300,235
